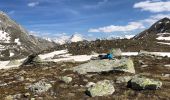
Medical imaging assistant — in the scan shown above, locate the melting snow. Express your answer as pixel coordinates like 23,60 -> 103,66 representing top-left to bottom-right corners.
14,38 -> 21,45
0,30 -> 10,43
0,58 -> 25,69
10,52 -> 14,57
156,36 -> 170,40
157,42 -> 170,45
2,50 -> 170,69
39,50 -> 98,62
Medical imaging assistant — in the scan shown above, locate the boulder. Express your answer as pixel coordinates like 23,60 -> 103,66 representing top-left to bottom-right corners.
60,76 -> 72,84
72,59 -> 118,74
72,58 -> 135,74
113,58 -> 135,74
110,48 -> 122,57
22,54 -> 42,65
86,80 -> 115,97
128,75 -> 162,90
26,81 -> 52,94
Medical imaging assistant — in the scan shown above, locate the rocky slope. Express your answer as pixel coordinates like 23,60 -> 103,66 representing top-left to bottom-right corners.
0,11 -> 55,60
133,17 -> 170,40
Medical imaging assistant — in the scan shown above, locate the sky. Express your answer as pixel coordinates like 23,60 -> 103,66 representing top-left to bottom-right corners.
0,0 -> 170,39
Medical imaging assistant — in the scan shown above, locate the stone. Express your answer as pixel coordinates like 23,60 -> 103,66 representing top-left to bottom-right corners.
27,81 -> 52,94
72,58 -> 135,74
67,93 -> 75,97
128,75 -> 162,90
113,58 -> 135,74
13,94 -> 22,99
110,48 -> 122,57
86,80 -> 115,97
4,95 -> 13,100
22,54 -> 42,65
24,92 -> 30,98
18,70 -> 27,75
60,76 -> 72,84
14,75 -> 24,81
116,76 -> 132,83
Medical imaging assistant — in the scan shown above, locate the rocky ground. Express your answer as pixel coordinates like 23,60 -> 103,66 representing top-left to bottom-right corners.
0,53 -> 170,100
56,39 -> 170,55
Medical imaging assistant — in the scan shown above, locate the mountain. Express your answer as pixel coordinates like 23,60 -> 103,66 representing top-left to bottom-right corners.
133,17 -> 170,40
54,34 -> 83,45
69,34 -> 83,42
0,11 -> 55,60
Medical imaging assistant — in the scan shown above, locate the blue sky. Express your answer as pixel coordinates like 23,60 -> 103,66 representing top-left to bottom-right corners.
1,0 -> 170,39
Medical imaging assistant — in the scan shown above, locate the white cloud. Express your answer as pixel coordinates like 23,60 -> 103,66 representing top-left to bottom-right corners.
134,0 -> 170,13
88,22 -> 145,33
88,13 -> 170,33
141,14 -> 170,25
28,2 -> 39,7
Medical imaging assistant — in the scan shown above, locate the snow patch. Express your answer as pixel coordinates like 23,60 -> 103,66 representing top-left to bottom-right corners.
39,49 -> 98,62
122,52 -> 170,57
124,35 -> 135,39
39,50 -> 68,59
10,52 -> 14,57
14,38 -> 21,45
0,30 -> 11,43
156,36 -> 170,40
157,42 -> 170,45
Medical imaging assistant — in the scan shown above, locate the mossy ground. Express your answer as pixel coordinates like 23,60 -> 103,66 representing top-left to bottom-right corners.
0,55 -> 170,100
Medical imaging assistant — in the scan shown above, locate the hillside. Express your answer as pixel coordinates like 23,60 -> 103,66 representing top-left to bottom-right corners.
0,11 -> 55,60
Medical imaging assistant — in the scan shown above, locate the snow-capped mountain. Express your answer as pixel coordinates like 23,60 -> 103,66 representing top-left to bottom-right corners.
54,34 -> 84,45
69,34 -> 83,42
0,11 -> 55,60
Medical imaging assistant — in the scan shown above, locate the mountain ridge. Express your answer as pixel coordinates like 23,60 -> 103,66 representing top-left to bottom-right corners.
0,11 -> 55,60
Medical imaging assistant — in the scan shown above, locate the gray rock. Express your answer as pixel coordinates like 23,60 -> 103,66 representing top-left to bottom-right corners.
86,80 -> 115,97
15,75 -> 24,81
116,76 -> 132,83
60,76 -> 72,84
24,92 -> 30,97
26,81 -> 52,94
110,48 -> 122,57
72,58 -> 135,74
18,70 -> 27,75
138,50 -> 161,57
13,94 -> 22,99
128,75 -> 162,90
113,58 -> 135,74
22,54 -> 43,65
